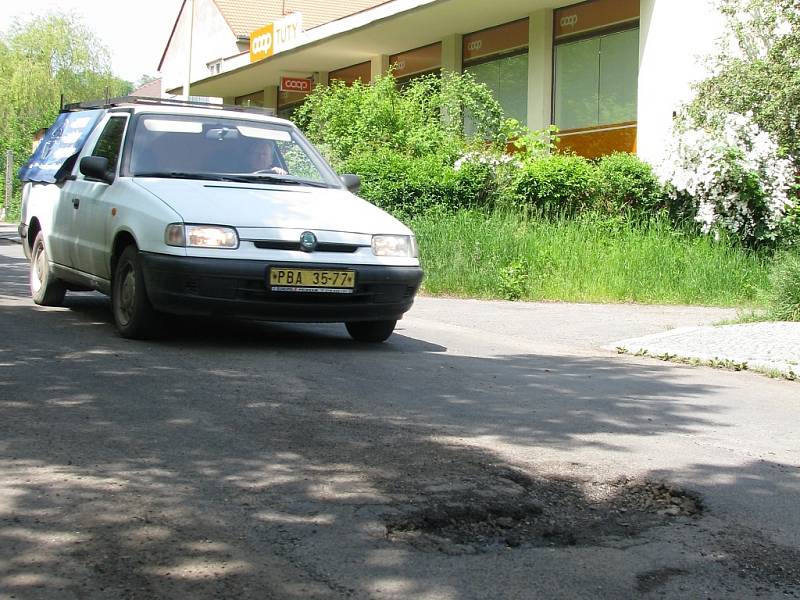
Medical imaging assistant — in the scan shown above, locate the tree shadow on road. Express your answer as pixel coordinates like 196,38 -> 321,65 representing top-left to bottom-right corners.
2,248 -> 798,599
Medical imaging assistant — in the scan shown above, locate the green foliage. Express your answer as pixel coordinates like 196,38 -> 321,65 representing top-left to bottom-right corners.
498,260 -> 529,301
294,71 -> 507,168
411,209 -> 770,306
776,195 -> 800,249
513,154 -> 599,216
767,252 -> 800,321
595,152 -> 665,216
342,148 -> 498,219
0,13 -> 132,219
688,0 -> 800,170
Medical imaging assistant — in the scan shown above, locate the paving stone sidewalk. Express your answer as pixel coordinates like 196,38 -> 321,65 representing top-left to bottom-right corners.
607,322 -> 800,379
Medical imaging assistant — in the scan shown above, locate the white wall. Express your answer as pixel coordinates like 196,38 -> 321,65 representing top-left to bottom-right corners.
160,0 -> 242,97
637,0 -> 726,165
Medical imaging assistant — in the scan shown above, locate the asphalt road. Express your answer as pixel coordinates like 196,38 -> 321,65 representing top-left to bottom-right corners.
1,239 -> 798,599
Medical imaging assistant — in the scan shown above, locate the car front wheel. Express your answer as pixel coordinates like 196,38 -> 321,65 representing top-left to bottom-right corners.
112,245 -> 159,339
345,319 -> 397,343
30,231 -> 66,306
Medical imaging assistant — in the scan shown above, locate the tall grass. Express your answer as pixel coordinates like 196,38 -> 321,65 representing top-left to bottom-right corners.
411,210 -> 770,307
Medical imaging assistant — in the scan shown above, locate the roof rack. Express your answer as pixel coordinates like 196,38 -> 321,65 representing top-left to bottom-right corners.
61,96 -> 276,117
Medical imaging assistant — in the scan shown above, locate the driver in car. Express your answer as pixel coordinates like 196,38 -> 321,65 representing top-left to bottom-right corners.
250,141 -> 287,175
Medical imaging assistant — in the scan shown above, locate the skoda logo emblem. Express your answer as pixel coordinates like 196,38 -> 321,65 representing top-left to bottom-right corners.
299,231 -> 317,252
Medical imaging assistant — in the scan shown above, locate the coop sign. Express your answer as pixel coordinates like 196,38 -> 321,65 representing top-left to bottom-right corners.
280,76 -> 313,93
250,12 -> 304,63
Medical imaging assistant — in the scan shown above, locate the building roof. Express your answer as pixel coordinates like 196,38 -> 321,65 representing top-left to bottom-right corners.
213,0 -> 392,37
160,0 -> 390,71
131,78 -> 163,97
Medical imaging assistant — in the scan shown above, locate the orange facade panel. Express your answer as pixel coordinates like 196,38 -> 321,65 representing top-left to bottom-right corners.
554,0 -> 639,40
330,61 -> 372,86
555,123 -> 637,159
390,42 -> 441,78
462,18 -> 529,63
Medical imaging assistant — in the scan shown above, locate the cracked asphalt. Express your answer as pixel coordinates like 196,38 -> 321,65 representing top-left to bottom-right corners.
1,238 -> 799,599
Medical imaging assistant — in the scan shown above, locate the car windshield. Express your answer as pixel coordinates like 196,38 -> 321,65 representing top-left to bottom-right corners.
128,113 -> 340,188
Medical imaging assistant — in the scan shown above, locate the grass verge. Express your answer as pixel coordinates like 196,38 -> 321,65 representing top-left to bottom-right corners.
411,210 -> 770,307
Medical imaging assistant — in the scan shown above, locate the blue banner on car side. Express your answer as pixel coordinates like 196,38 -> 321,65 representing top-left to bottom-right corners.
18,109 -> 104,183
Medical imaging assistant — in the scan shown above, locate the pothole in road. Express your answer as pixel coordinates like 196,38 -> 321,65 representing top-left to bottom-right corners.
385,472 -> 703,554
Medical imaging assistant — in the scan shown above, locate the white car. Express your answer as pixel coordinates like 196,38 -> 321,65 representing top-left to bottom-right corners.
18,97 -> 423,342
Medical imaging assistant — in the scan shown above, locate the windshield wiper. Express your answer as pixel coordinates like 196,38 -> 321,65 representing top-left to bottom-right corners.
232,173 -> 332,188
134,171 -> 241,182
134,171 -> 332,188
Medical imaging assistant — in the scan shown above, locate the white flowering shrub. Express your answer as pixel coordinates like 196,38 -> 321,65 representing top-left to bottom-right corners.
453,150 -> 522,210
658,111 -> 796,246
453,150 -> 519,172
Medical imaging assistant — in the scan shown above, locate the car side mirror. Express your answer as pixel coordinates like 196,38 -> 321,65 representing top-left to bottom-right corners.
340,174 -> 361,194
79,156 -> 113,184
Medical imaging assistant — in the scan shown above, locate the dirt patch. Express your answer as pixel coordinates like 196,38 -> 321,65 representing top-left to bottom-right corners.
385,471 -> 703,554
712,525 -> 800,591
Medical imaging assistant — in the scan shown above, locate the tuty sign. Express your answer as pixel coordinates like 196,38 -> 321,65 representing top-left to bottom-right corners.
250,12 -> 304,63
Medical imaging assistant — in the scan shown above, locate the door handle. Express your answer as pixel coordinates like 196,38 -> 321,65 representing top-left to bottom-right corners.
72,198 -> 80,209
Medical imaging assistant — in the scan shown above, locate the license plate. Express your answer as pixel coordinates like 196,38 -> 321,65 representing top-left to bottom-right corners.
269,268 -> 355,292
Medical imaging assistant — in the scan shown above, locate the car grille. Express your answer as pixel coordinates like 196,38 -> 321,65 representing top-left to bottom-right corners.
253,241 -> 359,253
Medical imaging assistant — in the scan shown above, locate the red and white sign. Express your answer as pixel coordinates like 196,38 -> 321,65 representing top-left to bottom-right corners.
280,76 -> 313,93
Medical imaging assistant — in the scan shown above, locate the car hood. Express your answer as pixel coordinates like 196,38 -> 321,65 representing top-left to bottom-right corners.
132,178 -> 411,235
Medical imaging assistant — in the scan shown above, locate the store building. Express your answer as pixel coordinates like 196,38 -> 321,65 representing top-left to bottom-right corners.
159,0 -> 725,166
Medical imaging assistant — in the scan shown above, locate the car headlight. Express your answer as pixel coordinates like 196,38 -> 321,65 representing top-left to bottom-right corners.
165,224 -> 239,248
371,234 -> 418,257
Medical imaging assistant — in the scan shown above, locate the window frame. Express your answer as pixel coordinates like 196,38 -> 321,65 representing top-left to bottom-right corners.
88,114 -> 130,179
551,20 -> 640,132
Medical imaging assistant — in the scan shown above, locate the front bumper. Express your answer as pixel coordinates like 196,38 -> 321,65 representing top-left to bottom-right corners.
140,252 -> 424,322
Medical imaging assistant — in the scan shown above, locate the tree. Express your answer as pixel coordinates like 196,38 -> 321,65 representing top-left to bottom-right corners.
688,0 -> 800,169
0,13 -> 132,219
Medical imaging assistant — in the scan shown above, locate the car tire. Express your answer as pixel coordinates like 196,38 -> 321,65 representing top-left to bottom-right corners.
30,231 -> 66,306
345,319 -> 397,343
112,245 -> 160,339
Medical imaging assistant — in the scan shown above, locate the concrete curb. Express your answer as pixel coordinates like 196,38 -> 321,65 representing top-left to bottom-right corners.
606,322 -> 800,380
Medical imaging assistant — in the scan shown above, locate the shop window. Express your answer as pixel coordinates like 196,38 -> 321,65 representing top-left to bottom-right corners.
391,42 -> 441,88
330,61 -> 371,86
465,53 -> 529,127
554,29 -> 638,130
552,0 -> 639,158
462,19 -> 529,133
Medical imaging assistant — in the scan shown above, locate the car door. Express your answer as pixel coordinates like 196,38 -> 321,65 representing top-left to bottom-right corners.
72,115 -> 129,279
48,179 -> 80,268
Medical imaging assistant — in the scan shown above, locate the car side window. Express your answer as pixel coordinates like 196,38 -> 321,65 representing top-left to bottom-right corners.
90,116 -> 127,173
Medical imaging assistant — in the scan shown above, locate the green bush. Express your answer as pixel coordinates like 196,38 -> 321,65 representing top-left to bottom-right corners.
777,198 -> 800,249
767,252 -> 800,321
343,149 -> 499,218
688,0 -> 800,172
294,71 -> 507,168
513,153 -> 599,216
595,152 -> 665,217
343,150 -> 452,216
